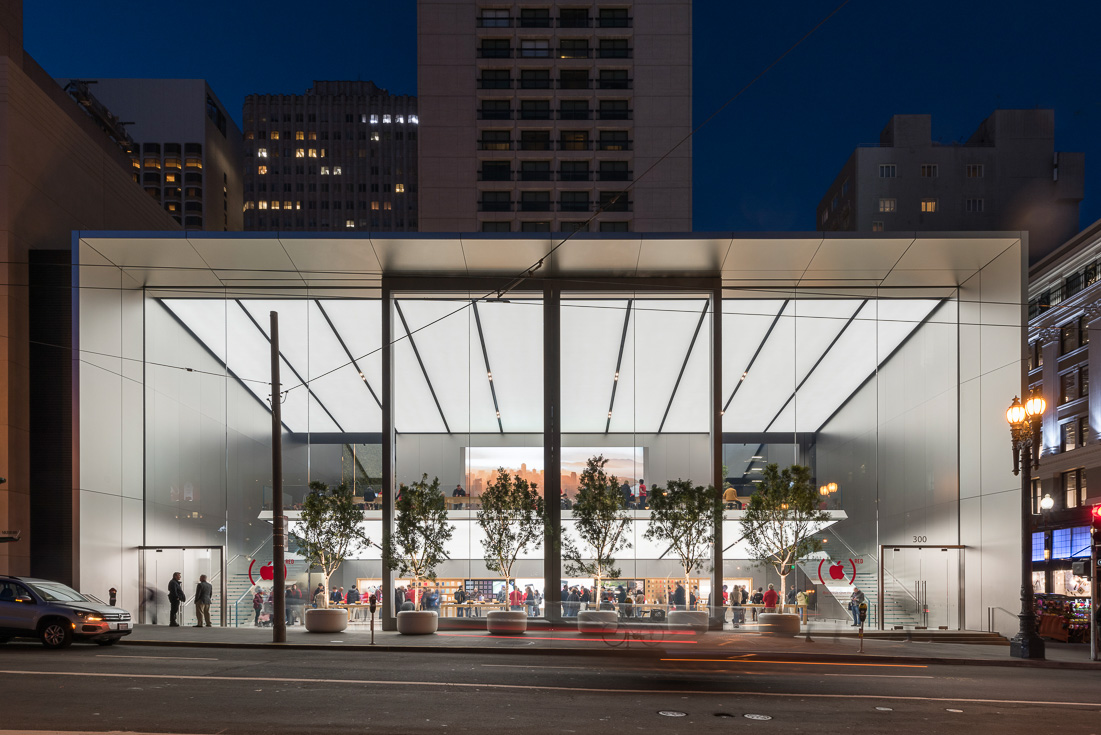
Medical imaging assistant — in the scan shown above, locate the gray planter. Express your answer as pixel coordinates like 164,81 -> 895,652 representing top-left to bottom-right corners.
486,610 -> 527,634
576,610 -> 617,634
304,607 -> 348,634
396,610 -> 439,635
758,612 -> 801,637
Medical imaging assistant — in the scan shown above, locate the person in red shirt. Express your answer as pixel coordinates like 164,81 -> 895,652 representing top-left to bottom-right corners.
509,585 -> 524,611
762,583 -> 779,612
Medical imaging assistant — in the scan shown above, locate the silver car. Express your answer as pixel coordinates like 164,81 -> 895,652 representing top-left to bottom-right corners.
0,576 -> 133,648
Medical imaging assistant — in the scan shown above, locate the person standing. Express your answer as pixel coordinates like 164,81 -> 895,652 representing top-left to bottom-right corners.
193,574 -> 213,627
454,585 -> 467,618
762,583 -> 778,613
252,587 -> 264,626
673,582 -> 687,611
167,572 -> 185,627
638,479 -> 648,508
849,587 -> 866,627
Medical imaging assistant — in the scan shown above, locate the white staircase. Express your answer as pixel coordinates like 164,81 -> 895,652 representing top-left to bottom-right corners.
802,561 -> 923,629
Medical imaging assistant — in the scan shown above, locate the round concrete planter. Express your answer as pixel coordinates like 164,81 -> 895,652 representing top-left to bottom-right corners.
576,610 -> 618,634
758,612 -> 801,637
667,610 -> 709,634
304,607 -> 348,634
396,610 -> 438,635
486,610 -> 527,634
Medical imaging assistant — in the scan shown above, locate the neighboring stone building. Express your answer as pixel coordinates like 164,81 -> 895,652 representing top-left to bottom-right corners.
59,78 -> 244,231
1027,218 -> 1101,598
242,81 -> 418,232
417,0 -> 692,233
818,110 -> 1084,264
0,2 -> 179,583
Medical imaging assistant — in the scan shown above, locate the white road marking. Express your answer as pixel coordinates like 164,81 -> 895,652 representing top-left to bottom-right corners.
481,664 -> 595,671
96,655 -> 219,661
823,673 -> 935,679
0,669 -> 1095,708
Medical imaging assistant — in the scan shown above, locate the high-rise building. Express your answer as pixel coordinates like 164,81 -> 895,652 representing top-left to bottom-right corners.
60,78 -> 244,231
0,2 -> 179,581
817,110 -> 1084,263
417,0 -> 692,233
242,81 -> 418,232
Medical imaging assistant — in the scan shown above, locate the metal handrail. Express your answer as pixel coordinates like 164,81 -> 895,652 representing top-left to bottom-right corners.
987,605 -> 1017,633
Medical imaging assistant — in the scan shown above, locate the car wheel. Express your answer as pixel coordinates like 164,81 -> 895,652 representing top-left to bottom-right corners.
39,620 -> 73,649
94,638 -> 118,646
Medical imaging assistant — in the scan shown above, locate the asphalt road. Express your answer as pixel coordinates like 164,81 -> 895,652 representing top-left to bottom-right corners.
1,641 -> 1099,734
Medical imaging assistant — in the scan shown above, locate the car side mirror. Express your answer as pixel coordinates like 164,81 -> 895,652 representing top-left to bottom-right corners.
15,595 -> 34,604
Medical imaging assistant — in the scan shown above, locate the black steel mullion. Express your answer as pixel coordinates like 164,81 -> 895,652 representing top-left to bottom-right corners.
314,300 -> 383,409
723,299 -> 789,413
605,299 -> 633,433
394,300 -> 451,433
235,300 -> 344,432
472,301 -> 503,434
763,299 -> 868,432
657,301 -> 709,434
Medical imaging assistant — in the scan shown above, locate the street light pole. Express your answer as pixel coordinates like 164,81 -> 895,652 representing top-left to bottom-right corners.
1006,395 -> 1045,659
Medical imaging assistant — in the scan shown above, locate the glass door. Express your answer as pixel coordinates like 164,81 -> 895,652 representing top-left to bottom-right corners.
139,547 -> 225,626
881,545 -> 963,630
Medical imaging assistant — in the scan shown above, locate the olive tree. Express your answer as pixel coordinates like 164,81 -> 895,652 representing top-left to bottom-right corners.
562,455 -> 631,609
644,478 -> 720,608
292,480 -> 374,609
382,474 -> 454,608
739,463 -> 830,600
477,468 -> 545,603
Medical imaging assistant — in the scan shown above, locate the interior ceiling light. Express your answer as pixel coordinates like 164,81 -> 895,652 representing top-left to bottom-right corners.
741,372 -> 748,380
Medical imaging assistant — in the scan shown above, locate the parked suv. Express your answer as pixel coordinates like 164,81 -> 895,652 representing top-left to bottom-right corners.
0,576 -> 132,648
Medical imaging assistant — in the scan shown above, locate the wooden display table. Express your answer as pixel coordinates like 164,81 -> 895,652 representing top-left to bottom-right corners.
439,601 -> 508,618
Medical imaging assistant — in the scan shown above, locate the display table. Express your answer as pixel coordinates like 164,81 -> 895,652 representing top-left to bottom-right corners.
439,602 -> 508,618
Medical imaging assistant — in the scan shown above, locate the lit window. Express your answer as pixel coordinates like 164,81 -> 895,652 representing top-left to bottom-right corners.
333,166 -> 342,175
143,157 -> 161,169
877,198 -> 895,212
308,149 -> 317,158
258,201 -> 268,209
871,221 -> 884,232
409,114 -> 418,124
395,183 -> 405,193
295,148 -> 305,158
295,201 -> 302,210
309,132 -> 317,140
186,158 -> 202,169
271,201 -> 281,210
370,114 -> 379,124
384,201 -> 392,210
966,198 -> 984,213
167,203 -> 177,212
371,201 -> 379,210
346,219 -> 355,228
920,164 -> 937,177
270,131 -> 280,140
879,164 -> 896,177
921,199 -> 937,213
360,114 -> 367,123
245,131 -> 255,140
396,115 -> 404,123
284,201 -> 292,210
320,148 -> 327,158
371,132 -> 380,142
257,148 -> 268,158
321,166 -> 330,175
165,173 -> 177,183
295,131 -> 304,140
258,165 -> 268,175
383,115 -> 392,124
966,163 -> 984,178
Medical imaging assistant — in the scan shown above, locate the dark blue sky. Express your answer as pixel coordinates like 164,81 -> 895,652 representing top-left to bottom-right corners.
25,1 -> 1101,232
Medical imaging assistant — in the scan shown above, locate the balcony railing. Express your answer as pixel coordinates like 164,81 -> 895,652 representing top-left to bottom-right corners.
478,170 -> 512,182
479,200 -> 513,212
598,109 -> 632,121
559,201 -> 592,212
476,17 -> 512,27
600,199 -> 632,212
558,171 -> 592,181
478,141 -> 512,151
519,201 -> 553,212
477,48 -> 513,59
597,15 -> 632,28
598,140 -> 633,151
477,110 -> 513,120
598,48 -> 633,58
478,79 -> 513,89
597,78 -> 632,90
519,140 -> 553,151
518,170 -> 552,181
558,79 -> 593,90
518,16 -> 552,28
558,16 -> 591,28
558,140 -> 593,151
557,48 -> 592,59
598,170 -> 632,181
558,110 -> 592,120
519,109 -> 552,120
519,79 -> 553,89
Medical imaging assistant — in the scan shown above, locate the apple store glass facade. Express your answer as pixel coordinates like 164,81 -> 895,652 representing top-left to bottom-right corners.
75,233 -> 1026,635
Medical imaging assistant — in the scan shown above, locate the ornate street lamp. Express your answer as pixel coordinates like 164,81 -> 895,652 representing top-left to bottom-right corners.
1006,394 -> 1046,659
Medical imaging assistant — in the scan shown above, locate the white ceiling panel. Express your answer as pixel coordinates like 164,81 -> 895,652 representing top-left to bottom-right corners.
395,299 -> 473,433
561,300 -> 628,433
720,300 -> 786,417
477,300 -> 543,433
723,302 -> 796,431
659,315 -> 711,432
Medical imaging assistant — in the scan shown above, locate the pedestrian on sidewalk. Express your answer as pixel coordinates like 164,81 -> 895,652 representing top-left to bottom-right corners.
167,572 -> 185,627
849,587 -> 866,627
252,587 -> 264,626
193,574 -> 213,627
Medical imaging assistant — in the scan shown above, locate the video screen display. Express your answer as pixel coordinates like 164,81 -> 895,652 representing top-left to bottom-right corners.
464,446 -> 643,498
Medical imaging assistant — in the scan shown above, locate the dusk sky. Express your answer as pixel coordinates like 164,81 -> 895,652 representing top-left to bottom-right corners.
25,1 -> 1101,232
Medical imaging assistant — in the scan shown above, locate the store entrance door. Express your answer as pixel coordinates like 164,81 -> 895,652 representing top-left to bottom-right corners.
879,545 -> 965,630
138,546 -> 226,626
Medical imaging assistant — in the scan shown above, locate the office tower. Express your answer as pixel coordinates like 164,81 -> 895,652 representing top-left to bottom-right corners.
818,110 -> 1084,263
242,81 -> 418,232
418,0 -> 692,233
61,78 -> 244,231
0,2 -> 178,581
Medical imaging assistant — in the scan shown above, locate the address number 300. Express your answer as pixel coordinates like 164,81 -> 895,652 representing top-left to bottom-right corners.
912,535 -> 927,543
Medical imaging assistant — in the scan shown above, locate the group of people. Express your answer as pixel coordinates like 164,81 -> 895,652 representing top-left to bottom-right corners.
164,571 -> 214,627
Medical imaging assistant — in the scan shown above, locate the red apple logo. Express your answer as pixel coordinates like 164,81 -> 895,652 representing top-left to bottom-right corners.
829,563 -> 846,581
260,563 -> 275,581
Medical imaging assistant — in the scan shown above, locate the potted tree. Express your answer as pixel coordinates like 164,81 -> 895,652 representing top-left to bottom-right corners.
292,480 -> 374,634
739,463 -> 830,636
382,474 -> 454,635
644,478 -> 720,633
477,468 -> 546,633
562,455 -> 631,633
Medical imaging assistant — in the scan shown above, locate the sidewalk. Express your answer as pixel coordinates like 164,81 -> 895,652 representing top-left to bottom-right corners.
118,622 -> 1101,670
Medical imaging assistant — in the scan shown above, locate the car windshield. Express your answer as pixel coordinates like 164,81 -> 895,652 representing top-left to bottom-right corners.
27,581 -> 90,603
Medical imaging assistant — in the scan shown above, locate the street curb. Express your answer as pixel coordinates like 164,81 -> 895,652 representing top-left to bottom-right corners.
116,637 -> 1101,670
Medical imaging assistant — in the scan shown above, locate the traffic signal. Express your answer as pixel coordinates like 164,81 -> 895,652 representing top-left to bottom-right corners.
1091,504 -> 1101,525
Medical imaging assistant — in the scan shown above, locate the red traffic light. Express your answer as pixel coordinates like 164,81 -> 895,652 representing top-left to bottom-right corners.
1092,504 -> 1101,522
